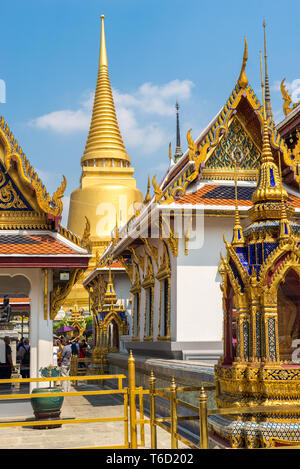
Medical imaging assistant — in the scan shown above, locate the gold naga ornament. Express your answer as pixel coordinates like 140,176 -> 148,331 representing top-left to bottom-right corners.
280,78 -> 300,116
0,115 -> 67,218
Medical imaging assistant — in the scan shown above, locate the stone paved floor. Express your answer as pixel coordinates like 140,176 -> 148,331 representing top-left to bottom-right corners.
0,383 -> 188,449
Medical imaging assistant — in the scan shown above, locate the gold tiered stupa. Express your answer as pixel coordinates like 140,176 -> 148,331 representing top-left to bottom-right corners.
65,16 -> 143,310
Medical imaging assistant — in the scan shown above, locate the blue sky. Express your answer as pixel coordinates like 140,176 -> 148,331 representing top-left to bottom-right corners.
0,0 -> 299,225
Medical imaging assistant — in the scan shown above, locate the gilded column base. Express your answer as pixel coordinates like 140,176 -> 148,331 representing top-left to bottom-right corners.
209,415 -> 300,448
87,347 -> 109,376
211,362 -> 300,448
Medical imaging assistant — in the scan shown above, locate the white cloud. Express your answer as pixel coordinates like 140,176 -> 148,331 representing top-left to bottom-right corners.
29,79 -> 194,153
117,106 -> 167,153
114,79 -> 194,117
29,109 -> 90,134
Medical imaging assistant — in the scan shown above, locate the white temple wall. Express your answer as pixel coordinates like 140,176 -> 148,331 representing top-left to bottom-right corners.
175,216 -> 236,343
170,245 -> 177,341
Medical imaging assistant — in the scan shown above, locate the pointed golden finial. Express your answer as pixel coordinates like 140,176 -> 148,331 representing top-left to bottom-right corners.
250,52 -> 293,222
231,162 -> 244,247
104,264 -> 118,305
81,15 -> 130,166
144,175 -> 151,204
100,15 -> 108,67
260,50 -> 266,120
237,37 -> 249,89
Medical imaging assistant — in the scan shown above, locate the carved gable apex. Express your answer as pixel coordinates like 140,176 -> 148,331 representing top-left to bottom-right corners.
0,116 -> 67,229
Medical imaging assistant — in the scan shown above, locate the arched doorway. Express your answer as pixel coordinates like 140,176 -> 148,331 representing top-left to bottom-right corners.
0,274 -> 31,367
277,269 -> 300,362
107,319 -> 120,352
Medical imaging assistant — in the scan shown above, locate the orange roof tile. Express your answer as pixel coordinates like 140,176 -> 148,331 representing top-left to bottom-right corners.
176,184 -> 300,209
0,233 -> 79,255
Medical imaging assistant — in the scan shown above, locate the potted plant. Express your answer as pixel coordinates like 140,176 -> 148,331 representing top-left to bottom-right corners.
30,365 -> 64,428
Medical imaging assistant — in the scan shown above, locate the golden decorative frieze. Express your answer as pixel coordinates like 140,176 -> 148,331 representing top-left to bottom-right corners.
141,238 -> 159,266
128,247 -> 144,273
152,174 -> 164,204
82,216 -> 91,250
43,268 -> 48,320
0,116 -> 67,217
142,253 -> 154,289
118,255 -> 133,283
50,268 -> 85,320
184,216 -> 193,256
130,262 -> 141,295
287,129 -> 300,163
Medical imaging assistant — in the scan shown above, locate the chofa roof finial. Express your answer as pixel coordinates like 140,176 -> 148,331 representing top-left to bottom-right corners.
237,37 -> 248,89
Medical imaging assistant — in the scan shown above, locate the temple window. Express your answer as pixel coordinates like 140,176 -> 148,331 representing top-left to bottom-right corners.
144,287 -> 153,338
156,242 -> 171,340
130,263 -> 141,341
142,254 -> 155,340
161,278 -> 170,338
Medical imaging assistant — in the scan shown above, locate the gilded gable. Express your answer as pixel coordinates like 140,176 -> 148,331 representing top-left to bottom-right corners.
203,117 -> 260,181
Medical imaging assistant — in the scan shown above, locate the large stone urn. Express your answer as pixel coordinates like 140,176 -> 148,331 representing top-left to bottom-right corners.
30,366 -> 64,429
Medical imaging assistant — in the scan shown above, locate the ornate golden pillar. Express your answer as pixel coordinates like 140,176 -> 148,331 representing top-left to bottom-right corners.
235,295 -> 249,362
261,293 -> 279,363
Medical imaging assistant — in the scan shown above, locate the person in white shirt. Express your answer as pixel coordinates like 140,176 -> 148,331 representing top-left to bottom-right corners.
53,338 -> 59,367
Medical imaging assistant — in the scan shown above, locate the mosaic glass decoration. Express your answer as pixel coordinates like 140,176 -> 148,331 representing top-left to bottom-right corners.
205,118 -> 260,170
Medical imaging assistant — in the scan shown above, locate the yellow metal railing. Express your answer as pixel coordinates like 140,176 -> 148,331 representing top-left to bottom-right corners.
3,351 -> 300,449
0,373 -> 129,449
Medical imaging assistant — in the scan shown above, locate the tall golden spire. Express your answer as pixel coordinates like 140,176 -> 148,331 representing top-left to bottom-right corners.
263,19 -> 274,121
144,175 -> 151,204
104,266 -> 118,305
81,15 -> 130,166
249,52 -> 293,223
278,152 -> 291,240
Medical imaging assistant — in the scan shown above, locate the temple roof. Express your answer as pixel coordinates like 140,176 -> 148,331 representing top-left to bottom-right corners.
98,38 -> 300,263
0,116 -> 68,226
82,259 -> 125,287
0,231 -> 90,256
174,182 -> 300,212
81,15 -> 130,166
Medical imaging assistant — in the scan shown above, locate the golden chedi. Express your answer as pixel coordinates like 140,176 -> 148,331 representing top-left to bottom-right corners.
65,16 -> 143,310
